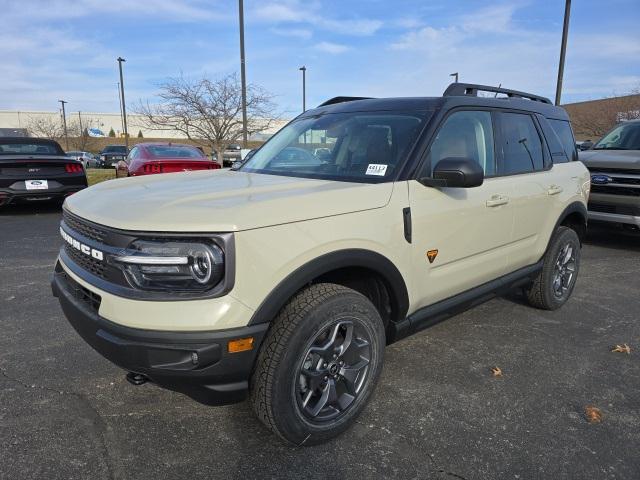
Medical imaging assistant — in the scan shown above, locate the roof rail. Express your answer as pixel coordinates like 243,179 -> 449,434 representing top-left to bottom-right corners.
443,83 -> 552,104
318,96 -> 373,107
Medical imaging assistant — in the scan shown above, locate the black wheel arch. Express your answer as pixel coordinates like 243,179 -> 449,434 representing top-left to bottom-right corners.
555,201 -> 588,244
247,249 -> 410,336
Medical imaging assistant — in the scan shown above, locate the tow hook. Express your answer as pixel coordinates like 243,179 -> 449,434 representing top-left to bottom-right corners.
126,372 -> 148,386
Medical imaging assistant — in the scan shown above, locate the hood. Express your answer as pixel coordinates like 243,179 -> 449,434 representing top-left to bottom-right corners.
65,169 -> 394,232
579,149 -> 640,170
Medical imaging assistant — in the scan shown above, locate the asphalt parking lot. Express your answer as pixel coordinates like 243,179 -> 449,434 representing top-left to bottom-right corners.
1,204 -> 639,480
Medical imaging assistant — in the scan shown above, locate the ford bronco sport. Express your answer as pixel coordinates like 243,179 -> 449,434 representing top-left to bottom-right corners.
52,83 -> 590,445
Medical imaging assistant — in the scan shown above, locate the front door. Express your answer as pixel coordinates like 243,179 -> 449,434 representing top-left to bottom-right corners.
408,110 -> 514,310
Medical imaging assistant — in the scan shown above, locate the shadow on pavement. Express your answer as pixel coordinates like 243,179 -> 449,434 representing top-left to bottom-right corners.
585,221 -> 640,252
0,202 -> 63,216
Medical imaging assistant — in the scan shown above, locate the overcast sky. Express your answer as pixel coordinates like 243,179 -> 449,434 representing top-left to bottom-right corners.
2,0 -> 639,116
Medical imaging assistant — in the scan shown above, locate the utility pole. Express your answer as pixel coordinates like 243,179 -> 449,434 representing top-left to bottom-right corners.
555,0 -> 571,106
117,82 -> 125,133
78,111 -> 83,137
239,0 -> 248,147
450,72 -> 459,83
117,57 -> 129,151
58,100 -> 69,150
299,66 -> 307,112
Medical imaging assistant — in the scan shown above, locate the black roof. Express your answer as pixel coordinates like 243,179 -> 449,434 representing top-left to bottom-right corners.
305,83 -> 569,121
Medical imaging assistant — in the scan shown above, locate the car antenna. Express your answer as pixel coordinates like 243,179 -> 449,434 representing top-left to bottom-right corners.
494,84 -> 501,97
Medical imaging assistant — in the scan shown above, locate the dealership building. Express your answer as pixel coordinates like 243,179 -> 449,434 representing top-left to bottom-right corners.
0,110 -> 287,140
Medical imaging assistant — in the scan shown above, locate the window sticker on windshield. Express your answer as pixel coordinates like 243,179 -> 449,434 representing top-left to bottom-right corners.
366,164 -> 387,176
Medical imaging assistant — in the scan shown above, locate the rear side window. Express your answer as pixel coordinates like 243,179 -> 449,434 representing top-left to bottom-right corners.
548,119 -> 578,162
496,112 -> 544,175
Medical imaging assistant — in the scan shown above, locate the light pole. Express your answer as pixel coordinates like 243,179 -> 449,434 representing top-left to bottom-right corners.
555,0 -> 571,106
117,82 -> 125,134
117,57 -> 129,152
299,66 -> 307,112
238,0 -> 248,147
449,72 -> 459,83
78,111 -> 83,136
58,100 -> 69,150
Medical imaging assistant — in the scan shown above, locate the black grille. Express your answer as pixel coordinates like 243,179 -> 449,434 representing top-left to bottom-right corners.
64,244 -> 106,278
590,185 -> 640,197
61,270 -> 101,313
63,211 -> 107,243
589,203 -> 640,216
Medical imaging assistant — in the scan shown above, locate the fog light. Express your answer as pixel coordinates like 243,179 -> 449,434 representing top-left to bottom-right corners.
228,337 -> 254,353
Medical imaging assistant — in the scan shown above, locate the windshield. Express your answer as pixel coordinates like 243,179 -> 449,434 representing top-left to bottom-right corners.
103,146 -> 127,153
594,122 -> 640,150
239,111 -> 430,182
147,145 -> 205,158
0,141 -> 64,155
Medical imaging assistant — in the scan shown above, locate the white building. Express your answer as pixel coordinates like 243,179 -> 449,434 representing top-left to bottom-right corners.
0,110 -> 287,140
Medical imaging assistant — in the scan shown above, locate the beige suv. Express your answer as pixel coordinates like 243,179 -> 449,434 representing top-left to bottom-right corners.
52,83 -> 590,445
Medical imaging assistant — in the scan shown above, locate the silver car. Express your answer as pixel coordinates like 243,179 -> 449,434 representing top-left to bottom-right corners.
66,151 -> 100,169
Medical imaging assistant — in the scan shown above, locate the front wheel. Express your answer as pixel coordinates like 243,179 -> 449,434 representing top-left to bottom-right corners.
526,226 -> 581,310
250,283 -> 385,445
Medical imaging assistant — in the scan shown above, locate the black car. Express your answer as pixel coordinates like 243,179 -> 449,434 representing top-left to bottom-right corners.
99,145 -> 128,168
0,137 -> 87,206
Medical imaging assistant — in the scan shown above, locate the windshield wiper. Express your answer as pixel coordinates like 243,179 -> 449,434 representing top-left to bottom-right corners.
594,147 -> 629,150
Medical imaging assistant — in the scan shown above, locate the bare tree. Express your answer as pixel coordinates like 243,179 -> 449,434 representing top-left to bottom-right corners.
67,118 -> 99,152
26,115 -> 65,140
136,73 -> 278,162
566,87 -> 640,139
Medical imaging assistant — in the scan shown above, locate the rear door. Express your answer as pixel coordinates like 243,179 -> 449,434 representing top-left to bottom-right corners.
494,111 -> 555,270
408,109 -> 514,309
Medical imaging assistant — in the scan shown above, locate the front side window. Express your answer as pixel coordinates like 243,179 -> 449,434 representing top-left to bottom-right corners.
594,122 -> 640,150
422,110 -> 495,177
239,111 -> 430,182
497,112 -> 544,174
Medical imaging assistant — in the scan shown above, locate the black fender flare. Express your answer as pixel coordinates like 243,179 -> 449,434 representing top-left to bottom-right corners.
555,201 -> 588,238
248,249 -> 410,326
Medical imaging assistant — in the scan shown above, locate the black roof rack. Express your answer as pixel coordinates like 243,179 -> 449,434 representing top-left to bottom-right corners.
443,83 -> 552,104
318,96 -> 373,107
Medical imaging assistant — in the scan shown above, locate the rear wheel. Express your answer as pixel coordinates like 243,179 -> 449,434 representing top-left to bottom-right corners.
250,283 -> 385,445
526,226 -> 581,310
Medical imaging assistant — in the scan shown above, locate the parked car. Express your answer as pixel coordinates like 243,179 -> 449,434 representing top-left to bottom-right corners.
115,142 -> 221,178
0,137 -> 87,206
576,140 -> 594,151
66,151 -> 101,168
579,119 -> 640,231
52,83 -> 589,445
99,145 -> 128,168
212,143 -> 243,167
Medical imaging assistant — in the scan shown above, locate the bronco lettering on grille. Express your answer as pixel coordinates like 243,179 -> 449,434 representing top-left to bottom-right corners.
60,227 -> 104,261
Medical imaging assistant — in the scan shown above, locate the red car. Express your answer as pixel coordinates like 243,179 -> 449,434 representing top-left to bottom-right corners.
115,143 -> 220,178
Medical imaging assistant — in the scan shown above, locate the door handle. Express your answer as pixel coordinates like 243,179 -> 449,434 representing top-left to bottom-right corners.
547,185 -> 563,195
486,194 -> 509,207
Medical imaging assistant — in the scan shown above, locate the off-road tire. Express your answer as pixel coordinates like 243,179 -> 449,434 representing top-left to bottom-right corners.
250,283 -> 385,446
526,226 -> 581,310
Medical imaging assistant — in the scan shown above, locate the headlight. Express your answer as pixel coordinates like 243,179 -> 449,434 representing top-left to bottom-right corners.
115,239 -> 224,292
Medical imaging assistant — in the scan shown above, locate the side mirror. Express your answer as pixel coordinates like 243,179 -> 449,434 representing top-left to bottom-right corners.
429,157 -> 484,188
231,160 -> 244,170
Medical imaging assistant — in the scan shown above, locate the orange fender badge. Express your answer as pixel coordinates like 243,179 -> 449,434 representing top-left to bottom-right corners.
426,249 -> 438,263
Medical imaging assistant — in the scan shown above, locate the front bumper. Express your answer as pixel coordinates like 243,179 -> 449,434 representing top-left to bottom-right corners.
51,264 -> 268,405
588,210 -> 640,226
588,193 -> 640,226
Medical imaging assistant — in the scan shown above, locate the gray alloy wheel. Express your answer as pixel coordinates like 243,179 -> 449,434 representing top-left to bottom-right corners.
295,319 -> 372,422
552,242 -> 577,299
526,226 -> 581,310
250,283 -> 385,446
